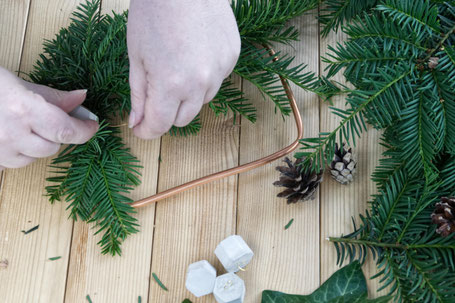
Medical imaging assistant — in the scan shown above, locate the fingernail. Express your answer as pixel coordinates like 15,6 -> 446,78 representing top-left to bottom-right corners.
129,111 -> 136,128
74,89 -> 88,95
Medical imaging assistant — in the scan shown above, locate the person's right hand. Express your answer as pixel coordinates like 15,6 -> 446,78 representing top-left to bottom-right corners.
0,67 -> 99,172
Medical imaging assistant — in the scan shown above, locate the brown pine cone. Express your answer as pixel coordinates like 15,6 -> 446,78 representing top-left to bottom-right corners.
273,157 -> 323,204
431,197 -> 455,236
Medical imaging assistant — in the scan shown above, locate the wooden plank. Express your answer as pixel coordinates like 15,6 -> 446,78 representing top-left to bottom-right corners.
63,1 -> 161,302
148,105 -> 240,301
236,11 -> 320,301
319,23 -> 387,297
0,0 -> 30,71
64,129 -> 160,303
0,1 -> 84,302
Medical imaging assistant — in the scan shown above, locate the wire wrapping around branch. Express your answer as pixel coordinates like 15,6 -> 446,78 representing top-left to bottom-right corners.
131,47 -> 304,208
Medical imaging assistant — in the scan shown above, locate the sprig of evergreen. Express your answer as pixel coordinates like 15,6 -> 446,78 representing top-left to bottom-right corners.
47,123 -> 140,256
32,0 -> 332,254
308,0 -> 455,301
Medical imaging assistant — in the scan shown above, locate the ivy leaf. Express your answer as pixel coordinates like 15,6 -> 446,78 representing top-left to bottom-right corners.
261,261 -> 391,303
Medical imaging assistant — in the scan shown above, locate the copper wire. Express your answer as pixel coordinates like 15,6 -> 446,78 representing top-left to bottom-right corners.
131,48 -> 304,208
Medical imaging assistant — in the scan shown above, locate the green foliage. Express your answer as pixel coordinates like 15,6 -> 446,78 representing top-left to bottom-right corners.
31,0 -> 329,255
262,261 -> 391,303
307,0 -> 455,301
233,0 -> 320,45
47,123 -> 140,255
319,0 -> 379,37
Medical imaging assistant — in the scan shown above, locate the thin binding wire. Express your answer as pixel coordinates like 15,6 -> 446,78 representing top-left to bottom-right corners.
131,47 -> 304,208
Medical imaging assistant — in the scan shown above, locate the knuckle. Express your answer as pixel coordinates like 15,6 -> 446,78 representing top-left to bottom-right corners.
56,126 -> 75,143
7,102 -> 28,119
195,68 -> 211,86
167,74 -> 186,89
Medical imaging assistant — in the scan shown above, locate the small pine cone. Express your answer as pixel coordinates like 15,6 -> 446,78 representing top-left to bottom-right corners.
273,157 -> 323,204
432,197 -> 455,237
329,143 -> 356,185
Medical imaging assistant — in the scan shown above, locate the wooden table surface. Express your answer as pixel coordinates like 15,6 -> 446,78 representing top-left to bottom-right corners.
0,1 -> 386,302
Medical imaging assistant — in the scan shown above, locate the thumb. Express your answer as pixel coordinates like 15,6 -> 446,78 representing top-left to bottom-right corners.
22,81 -> 87,113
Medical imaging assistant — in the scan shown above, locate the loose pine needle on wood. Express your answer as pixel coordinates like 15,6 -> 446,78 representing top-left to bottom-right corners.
48,256 -> 61,261
21,224 -> 39,234
284,218 -> 294,230
152,273 -> 168,291
86,295 -> 93,303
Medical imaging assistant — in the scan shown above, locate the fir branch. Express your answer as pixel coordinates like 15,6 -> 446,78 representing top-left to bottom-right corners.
209,80 -> 257,123
317,1 -> 455,300
233,0 -> 320,44
376,0 -> 441,35
297,65 -> 411,172
169,115 -> 202,136
319,0 -> 378,37
46,123 -> 141,255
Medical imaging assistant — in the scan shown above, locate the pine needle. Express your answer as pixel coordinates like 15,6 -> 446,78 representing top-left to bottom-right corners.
152,273 -> 168,291
21,225 -> 39,235
284,218 -> 294,230
48,256 -> 62,261
86,295 -> 93,303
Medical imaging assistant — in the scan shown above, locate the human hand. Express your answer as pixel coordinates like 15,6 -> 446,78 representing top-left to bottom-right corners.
0,67 -> 99,171
127,0 -> 241,139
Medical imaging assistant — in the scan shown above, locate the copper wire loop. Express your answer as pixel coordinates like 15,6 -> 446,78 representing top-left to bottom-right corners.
131,47 -> 304,208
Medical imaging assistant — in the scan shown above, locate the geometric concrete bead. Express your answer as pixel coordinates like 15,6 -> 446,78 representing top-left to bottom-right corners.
213,272 -> 245,303
185,260 -> 217,297
215,235 -> 254,273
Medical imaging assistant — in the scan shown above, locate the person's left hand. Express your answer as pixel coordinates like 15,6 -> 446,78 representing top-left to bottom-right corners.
127,0 -> 241,139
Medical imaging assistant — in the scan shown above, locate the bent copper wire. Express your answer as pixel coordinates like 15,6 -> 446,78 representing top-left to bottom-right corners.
131,47 -> 304,208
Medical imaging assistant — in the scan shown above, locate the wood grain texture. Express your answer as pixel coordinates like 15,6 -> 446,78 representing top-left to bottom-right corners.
63,1 -> 161,302
0,164 -> 73,303
319,23 -> 386,298
0,1 -> 84,302
0,0 -> 30,71
64,129 -> 160,303
149,104 -> 240,302
237,11 -> 320,302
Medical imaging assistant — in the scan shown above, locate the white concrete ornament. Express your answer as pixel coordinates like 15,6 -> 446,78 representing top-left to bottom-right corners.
213,272 -> 245,303
215,235 -> 254,273
185,260 -> 217,297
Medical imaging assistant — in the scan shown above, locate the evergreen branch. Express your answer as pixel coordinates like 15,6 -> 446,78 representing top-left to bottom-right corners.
329,237 -> 455,250
344,13 -> 427,56
233,0 -> 320,44
376,0 -> 441,35
405,251 -> 445,302
319,0 -> 379,37
169,115 -> 202,136
209,80 -> 257,123
297,66 -> 411,172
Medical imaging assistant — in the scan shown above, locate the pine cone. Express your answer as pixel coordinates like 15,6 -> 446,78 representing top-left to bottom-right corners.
432,197 -> 455,236
329,144 -> 356,185
273,157 -> 323,203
